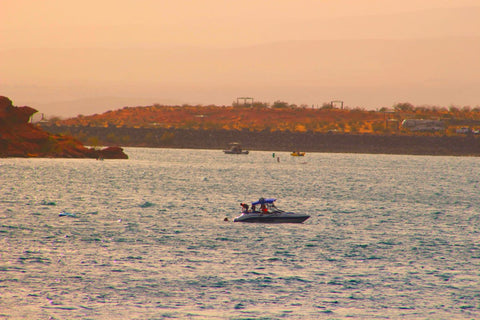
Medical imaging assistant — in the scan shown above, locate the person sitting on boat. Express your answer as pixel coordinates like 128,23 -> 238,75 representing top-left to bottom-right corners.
251,204 -> 256,212
240,203 -> 249,213
257,197 -> 268,214
260,203 -> 268,214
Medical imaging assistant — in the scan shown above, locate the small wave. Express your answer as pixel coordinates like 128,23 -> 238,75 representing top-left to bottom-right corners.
139,201 -> 155,208
59,211 -> 76,217
41,200 -> 56,206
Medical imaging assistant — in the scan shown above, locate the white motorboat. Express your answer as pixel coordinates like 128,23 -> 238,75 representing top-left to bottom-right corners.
223,142 -> 249,154
233,198 -> 310,223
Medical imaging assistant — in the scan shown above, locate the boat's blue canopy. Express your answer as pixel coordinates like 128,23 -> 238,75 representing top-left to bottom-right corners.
251,198 -> 276,205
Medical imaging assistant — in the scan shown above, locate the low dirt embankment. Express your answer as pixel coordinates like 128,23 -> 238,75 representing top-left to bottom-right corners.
41,125 -> 480,156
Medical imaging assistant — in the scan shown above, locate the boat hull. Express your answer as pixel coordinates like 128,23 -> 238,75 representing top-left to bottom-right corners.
233,212 -> 310,223
224,150 -> 249,154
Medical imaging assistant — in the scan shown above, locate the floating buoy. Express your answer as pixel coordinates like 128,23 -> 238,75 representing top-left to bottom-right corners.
224,217 -> 229,222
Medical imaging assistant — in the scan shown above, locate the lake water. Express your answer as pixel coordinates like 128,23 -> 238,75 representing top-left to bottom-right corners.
1,148 -> 479,319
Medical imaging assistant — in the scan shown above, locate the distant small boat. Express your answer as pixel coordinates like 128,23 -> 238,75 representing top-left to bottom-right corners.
234,198 -> 310,223
223,142 -> 249,154
291,151 -> 305,156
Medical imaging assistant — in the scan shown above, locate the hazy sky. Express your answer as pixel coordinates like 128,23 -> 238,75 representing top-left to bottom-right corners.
1,0 -> 480,116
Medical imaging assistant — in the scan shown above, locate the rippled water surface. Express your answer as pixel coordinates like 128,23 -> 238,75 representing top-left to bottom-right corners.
1,148 -> 480,319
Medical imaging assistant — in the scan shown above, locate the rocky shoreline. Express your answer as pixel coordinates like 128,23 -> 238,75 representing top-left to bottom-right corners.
0,96 -> 128,159
41,125 -> 480,156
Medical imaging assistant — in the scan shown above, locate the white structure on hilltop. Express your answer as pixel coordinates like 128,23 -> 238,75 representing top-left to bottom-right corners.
401,119 -> 445,132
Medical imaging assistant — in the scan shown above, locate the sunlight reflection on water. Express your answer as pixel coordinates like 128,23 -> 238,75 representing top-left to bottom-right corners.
1,148 -> 479,319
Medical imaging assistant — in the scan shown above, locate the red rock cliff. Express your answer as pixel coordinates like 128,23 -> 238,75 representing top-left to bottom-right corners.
0,96 -> 128,159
